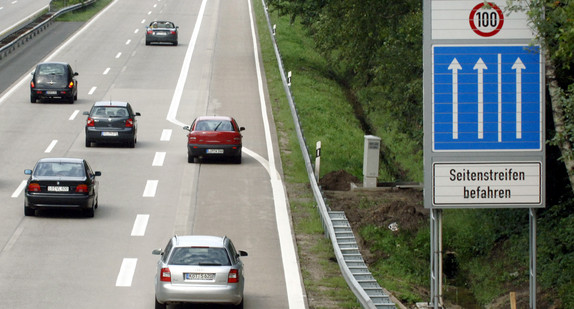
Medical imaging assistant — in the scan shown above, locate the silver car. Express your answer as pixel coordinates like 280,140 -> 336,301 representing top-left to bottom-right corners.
153,235 -> 248,309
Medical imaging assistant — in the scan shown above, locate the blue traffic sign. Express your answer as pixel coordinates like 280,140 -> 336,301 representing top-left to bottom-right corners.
433,45 -> 542,151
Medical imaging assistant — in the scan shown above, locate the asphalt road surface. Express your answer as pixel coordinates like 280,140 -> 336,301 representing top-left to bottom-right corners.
0,0 -> 307,308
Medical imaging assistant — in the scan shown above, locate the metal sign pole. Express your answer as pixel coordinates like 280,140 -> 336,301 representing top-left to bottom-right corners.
430,209 -> 443,308
530,208 -> 537,308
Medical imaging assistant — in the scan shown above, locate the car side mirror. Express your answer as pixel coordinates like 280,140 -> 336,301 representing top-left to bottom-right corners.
24,169 -> 32,175
239,127 -> 245,131
152,249 -> 163,255
94,171 -> 102,177
135,112 -> 141,116
183,126 -> 190,131
83,111 -> 90,115
74,72 -> 79,76
238,250 -> 248,257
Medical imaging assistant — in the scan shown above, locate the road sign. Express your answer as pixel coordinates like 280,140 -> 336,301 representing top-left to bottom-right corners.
469,2 -> 504,37
433,162 -> 542,206
432,45 -> 542,151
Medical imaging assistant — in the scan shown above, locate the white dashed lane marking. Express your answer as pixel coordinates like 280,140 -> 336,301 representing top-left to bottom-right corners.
131,214 -> 150,236
143,180 -> 158,197
115,258 -> 138,287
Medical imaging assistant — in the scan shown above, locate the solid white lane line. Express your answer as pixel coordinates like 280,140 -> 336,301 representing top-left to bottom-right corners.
143,180 -> 158,197
160,129 -> 172,141
12,180 -> 27,198
115,258 -> 137,287
152,152 -> 166,166
69,110 -> 80,120
88,86 -> 97,95
103,68 -> 110,75
131,214 -> 150,236
247,0 -> 306,306
45,140 -> 57,153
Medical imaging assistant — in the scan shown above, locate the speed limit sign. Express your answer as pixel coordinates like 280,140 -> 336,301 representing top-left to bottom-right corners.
469,2 -> 505,37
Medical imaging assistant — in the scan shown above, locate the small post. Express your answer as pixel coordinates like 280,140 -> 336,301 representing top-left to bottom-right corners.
314,141 -> 321,182
510,292 -> 517,309
363,135 -> 380,188
287,71 -> 292,87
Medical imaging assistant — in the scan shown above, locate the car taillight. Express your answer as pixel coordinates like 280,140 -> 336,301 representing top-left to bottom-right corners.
68,81 -> 74,89
30,81 -> 35,88
228,269 -> 239,283
188,135 -> 196,142
27,183 -> 41,192
160,268 -> 171,282
170,31 -> 176,34
147,30 -> 153,34
86,117 -> 94,127
75,184 -> 89,193
125,119 -> 134,128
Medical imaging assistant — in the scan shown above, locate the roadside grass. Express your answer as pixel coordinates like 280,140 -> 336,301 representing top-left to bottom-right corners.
52,0 -> 113,22
253,0 -> 364,308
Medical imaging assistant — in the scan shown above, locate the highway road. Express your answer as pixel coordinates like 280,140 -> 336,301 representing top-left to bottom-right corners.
0,0 -> 307,308
0,0 -> 50,37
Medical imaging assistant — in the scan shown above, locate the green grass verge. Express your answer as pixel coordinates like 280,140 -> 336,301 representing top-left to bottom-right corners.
53,0 -> 113,22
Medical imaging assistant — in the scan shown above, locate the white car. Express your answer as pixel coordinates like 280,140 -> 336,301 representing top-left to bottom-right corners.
153,235 -> 248,309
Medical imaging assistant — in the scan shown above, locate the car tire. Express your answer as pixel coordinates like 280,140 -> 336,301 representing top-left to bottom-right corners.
67,96 -> 74,104
235,299 -> 244,309
234,155 -> 242,164
85,139 -> 92,147
24,207 -> 35,217
154,297 -> 166,309
30,94 -> 37,103
146,40 -> 151,46
173,41 -> 178,46
187,154 -> 194,163
128,138 -> 135,148
85,205 -> 95,218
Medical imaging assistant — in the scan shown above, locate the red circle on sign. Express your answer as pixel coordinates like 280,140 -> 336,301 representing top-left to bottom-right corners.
469,2 -> 504,37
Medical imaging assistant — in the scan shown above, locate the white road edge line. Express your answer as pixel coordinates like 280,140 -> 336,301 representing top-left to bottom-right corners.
131,214 -> 150,236
164,0 -> 306,306
143,180 -> 159,197
115,258 -> 138,287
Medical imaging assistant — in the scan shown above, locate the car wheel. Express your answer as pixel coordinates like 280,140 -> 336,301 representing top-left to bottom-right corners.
30,94 -> 37,103
68,96 -> 74,104
24,207 -> 35,217
234,155 -> 242,164
128,138 -> 135,148
187,154 -> 194,163
85,139 -> 92,147
85,205 -> 95,218
235,299 -> 244,309
146,40 -> 151,46
173,41 -> 178,46
74,93 -> 78,101
154,297 -> 166,309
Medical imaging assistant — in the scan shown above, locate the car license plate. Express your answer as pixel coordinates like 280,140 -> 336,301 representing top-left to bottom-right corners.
185,273 -> 215,281
101,132 -> 118,137
48,186 -> 69,192
46,91 -> 57,95
156,32 -> 167,35
206,149 -> 224,154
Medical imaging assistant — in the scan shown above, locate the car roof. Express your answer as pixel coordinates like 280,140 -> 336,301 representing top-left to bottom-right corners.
36,158 -> 84,164
172,235 -> 227,248
93,101 -> 129,107
195,116 -> 234,122
37,62 -> 69,66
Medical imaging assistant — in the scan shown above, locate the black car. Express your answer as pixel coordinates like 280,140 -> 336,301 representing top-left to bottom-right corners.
30,62 -> 78,103
84,101 -> 141,148
145,21 -> 178,46
24,158 -> 101,217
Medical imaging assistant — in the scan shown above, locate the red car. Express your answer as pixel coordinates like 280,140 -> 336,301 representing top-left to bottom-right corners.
184,116 -> 245,164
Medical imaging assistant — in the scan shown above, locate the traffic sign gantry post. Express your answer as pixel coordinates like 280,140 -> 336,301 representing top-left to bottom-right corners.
424,1 -> 544,308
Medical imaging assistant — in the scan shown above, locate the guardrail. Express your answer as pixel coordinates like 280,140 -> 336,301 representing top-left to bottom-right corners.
260,1 -> 397,308
0,0 -> 97,62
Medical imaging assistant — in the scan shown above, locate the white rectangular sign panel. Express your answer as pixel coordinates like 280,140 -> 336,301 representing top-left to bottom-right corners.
433,162 -> 541,206
432,0 -> 534,40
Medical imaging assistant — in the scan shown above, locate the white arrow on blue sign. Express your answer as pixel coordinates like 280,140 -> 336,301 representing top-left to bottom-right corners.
433,45 -> 542,151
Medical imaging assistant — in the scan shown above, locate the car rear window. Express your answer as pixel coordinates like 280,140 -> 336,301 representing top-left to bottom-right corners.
92,107 -> 129,118
34,162 -> 85,177
195,120 -> 234,131
38,64 -> 65,76
169,247 -> 231,266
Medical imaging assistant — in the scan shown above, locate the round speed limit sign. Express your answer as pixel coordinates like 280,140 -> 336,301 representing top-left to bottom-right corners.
469,2 -> 505,37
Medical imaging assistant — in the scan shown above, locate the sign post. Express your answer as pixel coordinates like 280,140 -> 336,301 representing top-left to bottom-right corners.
423,1 -> 544,307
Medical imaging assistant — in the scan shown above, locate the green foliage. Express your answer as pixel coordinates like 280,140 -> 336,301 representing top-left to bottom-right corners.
360,224 -> 429,303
